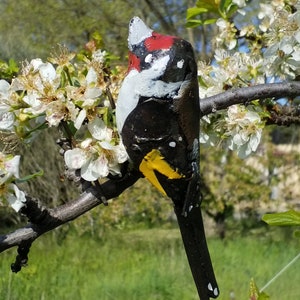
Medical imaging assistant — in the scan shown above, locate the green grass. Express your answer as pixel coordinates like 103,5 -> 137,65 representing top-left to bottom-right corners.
0,227 -> 299,300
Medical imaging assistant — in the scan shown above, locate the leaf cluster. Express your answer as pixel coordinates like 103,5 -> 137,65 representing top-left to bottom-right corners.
0,59 -> 19,82
186,0 -> 241,27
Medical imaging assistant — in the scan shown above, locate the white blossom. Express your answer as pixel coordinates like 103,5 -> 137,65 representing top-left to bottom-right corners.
0,80 -> 15,131
81,154 -> 109,181
74,109 -> 87,130
233,0 -> 246,7
0,79 -> 10,99
64,135 -> 128,181
215,19 -> 237,50
88,117 -> 113,142
86,67 -> 98,85
0,104 -> 15,131
92,50 -> 107,63
0,154 -> 21,185
6,183 -> 26,212
225,105 -> 263,158
64,148 -> 88,170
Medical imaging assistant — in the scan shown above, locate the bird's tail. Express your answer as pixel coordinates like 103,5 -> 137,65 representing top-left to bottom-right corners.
174,205 -> 219,299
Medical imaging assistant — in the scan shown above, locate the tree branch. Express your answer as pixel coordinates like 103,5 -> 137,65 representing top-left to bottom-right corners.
200,82 -> 300,117
0,170 -> 141,255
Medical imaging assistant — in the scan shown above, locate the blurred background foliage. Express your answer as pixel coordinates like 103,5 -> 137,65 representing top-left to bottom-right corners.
0,0 -> 299,240
0,0 -> 200,62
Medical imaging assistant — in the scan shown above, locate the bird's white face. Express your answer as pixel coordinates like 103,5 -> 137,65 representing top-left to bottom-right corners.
116,55 -> 184,132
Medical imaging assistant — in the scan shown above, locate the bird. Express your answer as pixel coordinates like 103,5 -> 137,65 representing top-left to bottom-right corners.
116,16 -> 219,300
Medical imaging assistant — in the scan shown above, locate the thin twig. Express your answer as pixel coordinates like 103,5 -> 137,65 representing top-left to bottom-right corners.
260,252 -> 300,292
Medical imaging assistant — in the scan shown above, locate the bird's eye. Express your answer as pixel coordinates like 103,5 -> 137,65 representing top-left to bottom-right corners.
144,54 -> 153,63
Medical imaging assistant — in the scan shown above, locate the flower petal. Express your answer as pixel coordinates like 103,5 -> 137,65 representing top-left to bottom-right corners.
4,155 -> 20,179
64,148 -> 88,169
0,106 -> 15,130
86,67 -> 97,85
80,155 -> 109,181
7,184 -> 26,212
39,62 -> 56,82
88,117 -> 112,141
74,109 -> 87,130
0,80 -> 10,99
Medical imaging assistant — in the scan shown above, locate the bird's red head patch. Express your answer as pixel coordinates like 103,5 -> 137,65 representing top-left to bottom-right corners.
144,32 -> 176,52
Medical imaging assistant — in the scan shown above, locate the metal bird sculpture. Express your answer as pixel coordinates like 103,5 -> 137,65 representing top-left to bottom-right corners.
116,17 -> 219,299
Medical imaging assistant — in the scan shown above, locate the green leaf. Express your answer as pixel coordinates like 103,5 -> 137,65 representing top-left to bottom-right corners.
186,0 -> 222,28
196,0 -> 219,14
65,121 -> 77,137
8,58 -> 19,73
262,210 -> 300,226
258,292 -> 270,300
186,7 -> 208,20
203,18 -> 218,25
105,52 -> 120,62
219,0 -> 238,19
220,0 -> 233,12
15,170 -> 44,183
249,278 -> 259,300
186,19 -> 204,28
90,31 -> 104,49
249,279 -> 270,300
226,4 -> 239,18
0,58 -> 19,80
186,2 -> 220,27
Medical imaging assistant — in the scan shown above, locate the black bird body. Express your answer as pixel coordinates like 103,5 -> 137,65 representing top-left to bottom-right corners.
116,17 -> 219,299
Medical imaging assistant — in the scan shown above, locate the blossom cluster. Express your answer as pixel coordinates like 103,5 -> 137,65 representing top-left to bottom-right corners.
198,48 -> 265,158
200,0 -> 300,157
0,46 -> 128,208
260,1 -> 300,79
200,105 -> 264,158
212,0 -> 300,80
198,50 -> 264,99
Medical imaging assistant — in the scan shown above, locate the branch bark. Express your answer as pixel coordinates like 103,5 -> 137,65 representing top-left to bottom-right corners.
200,81 -> 300,117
